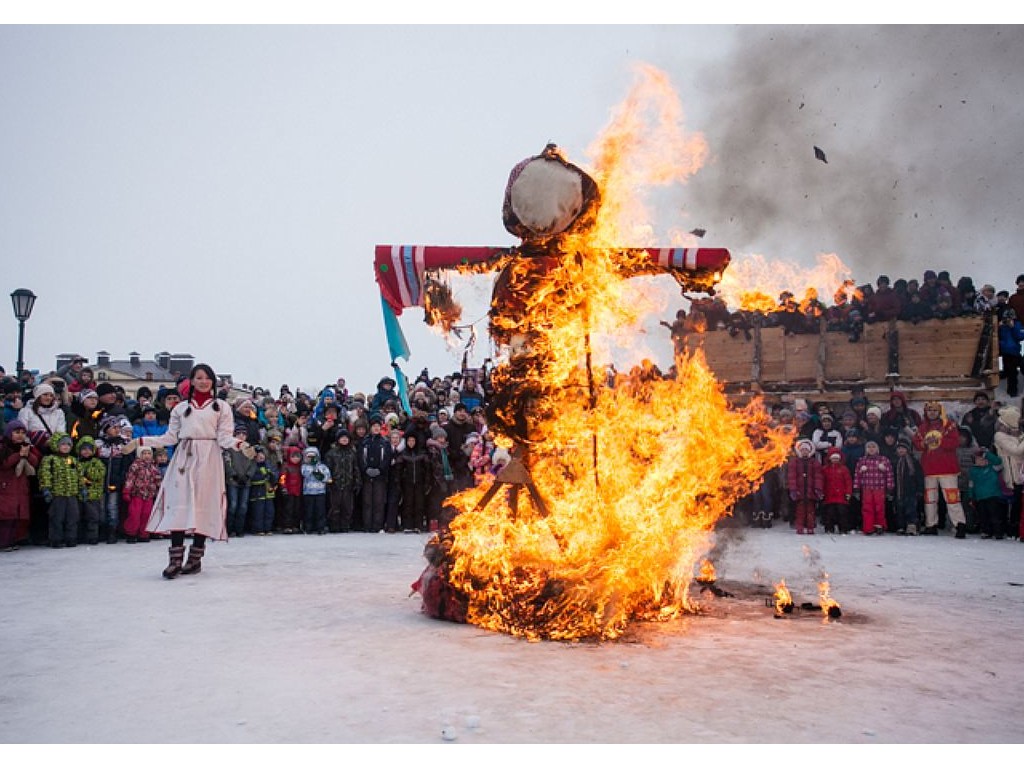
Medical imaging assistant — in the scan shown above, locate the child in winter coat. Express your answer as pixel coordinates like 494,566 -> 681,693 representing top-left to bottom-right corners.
300,446 -> 331,534
76,436 -> 106,545
223,423 -> 258,537
892,437 -> 925,535
426,425 -> 456,533
39,432 -> 81,548
397,432 -> 431,532
324,430 -> 359,532
821,447 -> 853,534
854,440 -> 894,535
248,446 -> 277,535
969,448 -> 1007,539
96,414 -> 132,543
121,445 -> 162,543
786,438 -> 823,534
278,446 -> 304,533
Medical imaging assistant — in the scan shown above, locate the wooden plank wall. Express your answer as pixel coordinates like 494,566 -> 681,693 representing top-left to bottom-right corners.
685,315 -> 990,392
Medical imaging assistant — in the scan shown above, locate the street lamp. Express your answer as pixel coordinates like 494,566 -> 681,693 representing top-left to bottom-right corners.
10,288 -> 37,381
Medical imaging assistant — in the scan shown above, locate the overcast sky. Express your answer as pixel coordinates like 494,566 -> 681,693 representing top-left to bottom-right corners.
2,21 -> 1023,395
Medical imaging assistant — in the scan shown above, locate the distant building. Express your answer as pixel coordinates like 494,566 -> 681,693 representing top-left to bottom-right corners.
54,351 -> 239,401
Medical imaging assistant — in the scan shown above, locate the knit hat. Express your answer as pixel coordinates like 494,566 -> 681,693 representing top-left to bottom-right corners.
827,447 -> 842,461
866,406 -> 882,419
233,398 -> 254,414
430,424 -> 447,441
3,419 -> 26,439
99,414 -> 125,434
998,406 -> 1021,430
137,386 -> 152,400
385,413 -> 400,426
32,382 -> 55,399
233,422 -> 249,435
897,437 -> 912,450
78,388 -> 98,402
96,382 -> 116,398
137,444 -> 153,456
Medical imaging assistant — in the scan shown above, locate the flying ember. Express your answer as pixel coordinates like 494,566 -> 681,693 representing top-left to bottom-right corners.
399,66 -> 793,640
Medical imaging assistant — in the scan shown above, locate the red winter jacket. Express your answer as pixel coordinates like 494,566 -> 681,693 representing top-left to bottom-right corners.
912,415 -> 961,476
822,453 -> 853,504
280,447 -> 304,496
787,455 -> 824,501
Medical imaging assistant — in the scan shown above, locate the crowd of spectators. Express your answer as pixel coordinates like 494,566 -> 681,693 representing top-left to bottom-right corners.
733,387 -> 1024,542
0,362 -> 510,550
665,270 -> 1024,395
3,270 -> 1024,551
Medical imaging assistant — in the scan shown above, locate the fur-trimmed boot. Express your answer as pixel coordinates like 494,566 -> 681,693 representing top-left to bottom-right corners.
162,545 -> 186,579
180,544 -> 206,576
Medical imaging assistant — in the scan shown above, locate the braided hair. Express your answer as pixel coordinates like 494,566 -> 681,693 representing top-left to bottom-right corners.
182,363 -> 221,418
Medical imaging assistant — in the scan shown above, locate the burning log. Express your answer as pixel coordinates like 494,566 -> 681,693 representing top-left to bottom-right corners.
695,559 -> 734,598
772,579 -> 795,617
817,578 -> 843,620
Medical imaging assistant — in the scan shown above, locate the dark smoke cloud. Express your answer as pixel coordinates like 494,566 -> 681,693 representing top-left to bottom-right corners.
686,25 -> 1024,287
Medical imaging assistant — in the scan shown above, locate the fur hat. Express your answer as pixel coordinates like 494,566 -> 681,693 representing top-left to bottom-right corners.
897,437 -> 912,450
795,438 -> 814,455
998,406 -> 1021,430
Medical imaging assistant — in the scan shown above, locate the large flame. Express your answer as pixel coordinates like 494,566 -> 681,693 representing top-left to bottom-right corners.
716,251 -> 856,314
431,65 -> 792,641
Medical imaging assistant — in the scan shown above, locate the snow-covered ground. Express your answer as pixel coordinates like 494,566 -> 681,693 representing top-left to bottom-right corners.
2,520 -> 1022,747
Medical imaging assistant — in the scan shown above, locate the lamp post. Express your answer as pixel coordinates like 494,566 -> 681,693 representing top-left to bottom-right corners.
10,289 -> 37,381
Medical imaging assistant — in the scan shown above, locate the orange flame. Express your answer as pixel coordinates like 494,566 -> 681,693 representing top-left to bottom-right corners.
774,579 -> 794,616
818,575 -> 841,622
716,252 -> 855,314
697,559 -> 717,584
431,65 -> 792,641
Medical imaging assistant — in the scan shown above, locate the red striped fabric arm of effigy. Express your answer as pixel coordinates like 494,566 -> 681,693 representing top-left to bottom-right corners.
374,244 -> 511,315
374,244 -> 731,315
619,247 -> 731,293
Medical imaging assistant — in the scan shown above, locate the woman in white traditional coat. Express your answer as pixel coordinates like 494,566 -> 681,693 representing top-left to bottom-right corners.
121,364 -> 255,578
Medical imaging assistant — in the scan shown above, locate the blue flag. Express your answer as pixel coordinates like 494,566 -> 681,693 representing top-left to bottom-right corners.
381,296 -> 412,415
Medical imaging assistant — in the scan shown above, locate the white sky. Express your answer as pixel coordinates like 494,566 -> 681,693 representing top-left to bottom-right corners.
3,11 -> 1024,395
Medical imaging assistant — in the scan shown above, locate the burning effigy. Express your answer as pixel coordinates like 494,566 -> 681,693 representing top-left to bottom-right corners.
382,67 -> 795,640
